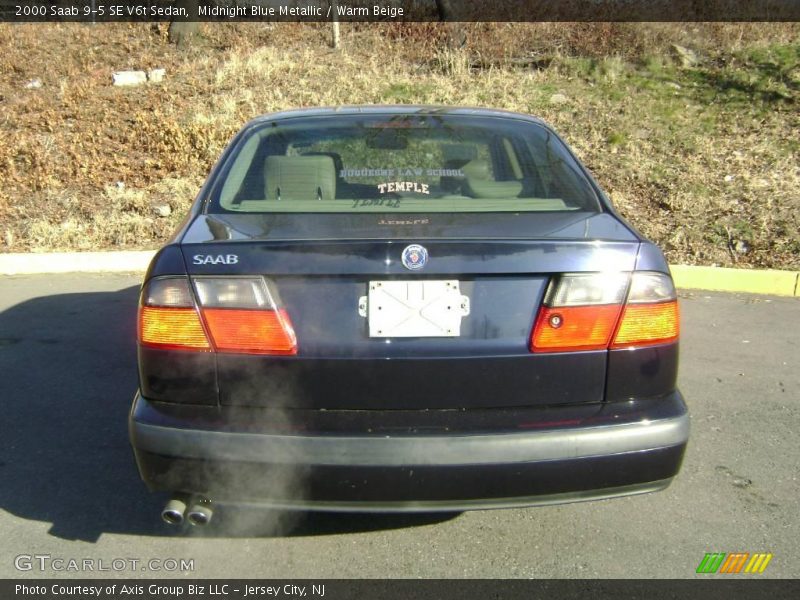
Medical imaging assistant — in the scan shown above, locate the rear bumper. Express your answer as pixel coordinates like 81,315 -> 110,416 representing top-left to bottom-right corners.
129,392 -> 689,511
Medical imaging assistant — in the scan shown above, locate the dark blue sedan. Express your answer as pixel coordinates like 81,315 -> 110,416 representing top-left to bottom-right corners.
128,106 -> 689,527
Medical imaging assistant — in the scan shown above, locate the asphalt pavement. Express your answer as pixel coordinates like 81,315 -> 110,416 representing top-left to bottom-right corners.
0,273 -> 797,578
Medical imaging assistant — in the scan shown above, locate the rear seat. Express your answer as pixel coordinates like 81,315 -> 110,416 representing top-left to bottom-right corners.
288,153 -> 379,200
460,159 -> 523,199
264,155 -> 337,201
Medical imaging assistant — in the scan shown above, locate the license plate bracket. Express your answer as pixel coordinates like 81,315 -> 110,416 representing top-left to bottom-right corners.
359,280 -> 470,338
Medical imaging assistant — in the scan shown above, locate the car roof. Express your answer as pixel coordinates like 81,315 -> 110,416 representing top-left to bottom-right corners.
245,105 -> 548,127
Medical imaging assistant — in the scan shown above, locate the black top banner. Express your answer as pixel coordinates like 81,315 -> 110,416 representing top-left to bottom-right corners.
2,0 -> 800,22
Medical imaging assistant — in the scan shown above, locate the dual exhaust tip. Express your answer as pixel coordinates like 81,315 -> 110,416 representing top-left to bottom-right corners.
162,495 -> 213,527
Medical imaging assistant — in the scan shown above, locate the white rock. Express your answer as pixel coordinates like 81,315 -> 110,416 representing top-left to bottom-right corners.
549,93 -> 569,105
147,68 -> 166,83
154,204 -> 172,218
24,79 -> 43,89
112,71 -> 147,87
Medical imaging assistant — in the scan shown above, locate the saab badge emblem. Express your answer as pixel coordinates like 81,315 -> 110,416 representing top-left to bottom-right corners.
401,244 -> 428,271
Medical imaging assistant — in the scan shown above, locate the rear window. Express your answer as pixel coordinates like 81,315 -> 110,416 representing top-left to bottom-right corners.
209,114 -> 601,214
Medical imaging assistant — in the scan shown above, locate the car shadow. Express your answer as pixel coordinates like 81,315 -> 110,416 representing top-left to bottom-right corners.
0,282 -> 458,542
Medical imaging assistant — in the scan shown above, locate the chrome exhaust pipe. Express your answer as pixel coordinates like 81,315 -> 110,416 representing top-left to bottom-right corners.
161,496 -> 188,525
186,498 -> 213,527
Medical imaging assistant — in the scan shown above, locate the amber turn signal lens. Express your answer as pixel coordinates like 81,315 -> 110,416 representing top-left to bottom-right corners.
139,306 -> 211,350
611,300 -> 679,348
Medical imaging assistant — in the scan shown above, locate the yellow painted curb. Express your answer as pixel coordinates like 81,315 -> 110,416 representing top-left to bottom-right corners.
670,264 -> 799,297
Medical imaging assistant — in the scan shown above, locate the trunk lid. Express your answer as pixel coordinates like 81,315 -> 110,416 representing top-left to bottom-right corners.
180,212 -> 640,409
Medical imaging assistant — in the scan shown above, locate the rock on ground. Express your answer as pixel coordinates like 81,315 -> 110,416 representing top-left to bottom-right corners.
112,71 -> 147,86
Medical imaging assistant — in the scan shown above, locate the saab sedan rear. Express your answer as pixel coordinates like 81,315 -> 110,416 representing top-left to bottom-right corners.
128,106 -> 689,526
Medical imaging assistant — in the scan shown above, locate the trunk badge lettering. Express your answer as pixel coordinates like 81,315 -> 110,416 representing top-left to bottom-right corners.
401,244 -> 428,271
192,254 -> 239,265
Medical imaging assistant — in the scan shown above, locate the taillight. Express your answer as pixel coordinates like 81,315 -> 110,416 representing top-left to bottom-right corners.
195,277 -> 297,355
138,276 -> 297,355
531,273 -> 627,353
532,304 -> 623,352
531,272 -> 679,353
202,309 -> 296,354
611,273 -> 679,349
139,278 -> 211,351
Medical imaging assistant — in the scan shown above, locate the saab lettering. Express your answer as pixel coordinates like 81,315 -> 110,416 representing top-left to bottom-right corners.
193,255 -> 239,265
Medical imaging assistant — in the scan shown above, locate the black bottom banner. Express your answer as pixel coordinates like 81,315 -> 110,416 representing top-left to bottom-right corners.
4,579 -> 800,600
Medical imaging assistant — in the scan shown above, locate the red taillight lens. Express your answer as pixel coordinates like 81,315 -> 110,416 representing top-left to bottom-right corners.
203,308 -> 297,355
611,300 -> 679,348
531,272 -> 628,353
139,306 -> 211,350
531,272 -> 679,353
532,305 -> 622,352
193,277 -> 297,355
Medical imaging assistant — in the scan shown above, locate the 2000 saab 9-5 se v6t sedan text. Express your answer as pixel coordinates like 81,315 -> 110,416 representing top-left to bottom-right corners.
128,106 -> 689,526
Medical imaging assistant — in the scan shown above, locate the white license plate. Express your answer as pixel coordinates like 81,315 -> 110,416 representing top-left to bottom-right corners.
359,280 -> 470,338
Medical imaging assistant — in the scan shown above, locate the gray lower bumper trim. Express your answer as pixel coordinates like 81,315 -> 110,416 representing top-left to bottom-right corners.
131,395 -> 689,467
221,478 -> 674,513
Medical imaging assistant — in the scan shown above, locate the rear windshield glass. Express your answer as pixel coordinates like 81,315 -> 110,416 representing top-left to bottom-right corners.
208,114 -> 600,214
